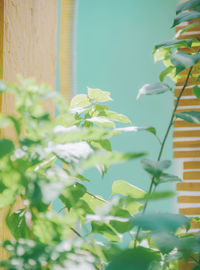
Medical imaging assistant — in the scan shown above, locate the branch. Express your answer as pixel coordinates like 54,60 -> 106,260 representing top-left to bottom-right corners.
134,48 -> 200,247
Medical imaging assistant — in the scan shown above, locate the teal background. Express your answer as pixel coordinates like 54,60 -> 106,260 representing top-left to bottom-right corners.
75,0 -> 177,212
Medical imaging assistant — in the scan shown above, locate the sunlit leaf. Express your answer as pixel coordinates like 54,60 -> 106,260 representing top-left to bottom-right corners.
90,139 -> 112,152
81,192 -> 105,212
159,66 -> 175,82
116,126 -> 156,136
154,48 -> 171,63
6,209 -> 31,240
70,94 -> 90,108
137,83 -> 170,100
91,222 -> 121,242
112,180 -> 145,198
0,188 -> 19,208
88,88 -> 112,102
83,151 -> 146,170
53,141 -> 93,164
102,110 -> 131,124
86,117 -> 115,128
52,127 -> 119,144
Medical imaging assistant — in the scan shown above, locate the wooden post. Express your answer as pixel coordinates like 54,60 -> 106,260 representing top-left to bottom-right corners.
0,0 -> 59,260
60,0 -> 75,101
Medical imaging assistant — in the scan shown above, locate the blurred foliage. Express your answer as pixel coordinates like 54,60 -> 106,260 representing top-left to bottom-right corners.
0,0 -> 200,269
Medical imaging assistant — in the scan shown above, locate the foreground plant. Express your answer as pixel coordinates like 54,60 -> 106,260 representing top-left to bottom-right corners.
0,0 -> 200,269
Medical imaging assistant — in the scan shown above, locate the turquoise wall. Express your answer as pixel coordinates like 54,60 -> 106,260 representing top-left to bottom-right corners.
76,0 -> 177,212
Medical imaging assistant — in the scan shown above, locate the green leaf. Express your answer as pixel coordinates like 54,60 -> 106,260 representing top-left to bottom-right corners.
90,139 -> 112,152
86,116 -> 115,128
0,139 -> 14,158
106,247 -> 160,270
171,52 -> 200,74
125,200 -> 143,215
110,208 -> 133,233
154,48 -> 171,63
7,116 -> 21,135
81,192 -> 105,212
176,0 -> 200,14
91,222 -> 121,242
152,232 -> 178,254
172,10 -> 200,27
144,191 -> 175,201
53,141 -> 93,164
53,126 -> 119,144
192,85 -> 200,98
137,83 -> 170,100
0,188 -> 19,208
132,213 -> 190,232
75,174 -> 91,182
116,126 -> 157,136
112,180 -> 145,198
159,173 -> 182,183
101,110 -> 131,123
88,88 -> 112,102
176,111 -> 200,123
60,182 -> 87,210
40,181 -> 63,204
83,151 -> 146,171
6,209 -> 31,240
159,66 -> 175,82
70,94 -> 90,108
141,159 -> 171,178
153,39 -> 193,53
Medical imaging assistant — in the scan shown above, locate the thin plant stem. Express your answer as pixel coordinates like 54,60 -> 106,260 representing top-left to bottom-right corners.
70,226 -> 83,238
134,50 -> 200,247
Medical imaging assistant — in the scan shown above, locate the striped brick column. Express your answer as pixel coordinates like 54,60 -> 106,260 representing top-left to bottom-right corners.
174,17 -> 200,270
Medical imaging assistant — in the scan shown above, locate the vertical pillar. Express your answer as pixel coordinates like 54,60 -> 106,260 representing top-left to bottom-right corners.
59,0 -> 75,101
0,0 -> 58,260
174,6 -> 200,269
